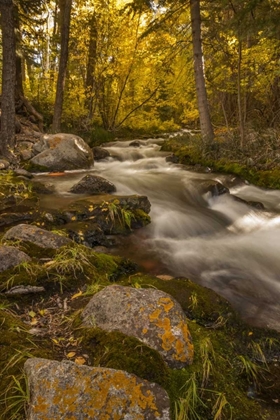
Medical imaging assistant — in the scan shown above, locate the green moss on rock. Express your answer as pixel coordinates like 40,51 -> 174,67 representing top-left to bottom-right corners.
77,327 -> 169,388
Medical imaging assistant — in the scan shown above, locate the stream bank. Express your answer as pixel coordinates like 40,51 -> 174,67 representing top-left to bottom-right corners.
0,161 -> 280,418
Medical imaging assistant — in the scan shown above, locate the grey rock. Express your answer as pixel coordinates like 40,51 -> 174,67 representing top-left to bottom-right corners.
0,245 -> 31,273
24,358 -> 171,420
3,224 -> 71,249
82,285 -> 194,368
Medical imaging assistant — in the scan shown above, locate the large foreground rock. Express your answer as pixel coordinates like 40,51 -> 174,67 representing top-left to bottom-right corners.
24,358 -> 171,420
0,245 -> 31,272
82,285 -> 194,368
70,174 -> 116,194
31,133 -> 93,171
3,224 -> 71,249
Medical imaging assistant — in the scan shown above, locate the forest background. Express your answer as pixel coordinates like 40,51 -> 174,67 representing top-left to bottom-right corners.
1,0 -> 280,165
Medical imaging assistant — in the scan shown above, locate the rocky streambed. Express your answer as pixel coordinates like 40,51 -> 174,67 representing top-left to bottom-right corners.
0,133 -> 280,419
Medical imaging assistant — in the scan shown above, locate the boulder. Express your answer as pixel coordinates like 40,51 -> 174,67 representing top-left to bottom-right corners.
92,146 -> 110,160
82,285 -> 194,368
0,246 -> 31,273
70,174 -> 116,194
3,224 -> 71,249
31,133 -> 93,171
24,358 -> 171,420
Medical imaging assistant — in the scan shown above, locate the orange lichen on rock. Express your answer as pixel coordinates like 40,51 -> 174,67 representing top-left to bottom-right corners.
24,358 -> 171,419
82,285 -> 194,368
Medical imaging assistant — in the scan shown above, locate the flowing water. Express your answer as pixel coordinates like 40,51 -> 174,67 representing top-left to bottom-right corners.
36,138 -> 280,331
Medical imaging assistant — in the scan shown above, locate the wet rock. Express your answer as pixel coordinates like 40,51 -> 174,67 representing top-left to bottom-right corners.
129,140 -> 143,147
165,154 -> 179,164
0,245 -> 31,273
3,224 -> 71,249
117,195 -> 151,214
232,195 -> 265,210
200,180 -> 229,196
70,174 -> 116,195
92,146 -> 110,160
31,133 -> 93,171
66,221 -> 113,248
24,358 -> 171,420
30,181 -> 55,194
82,285 -> 194,368
0,212 -> 34,228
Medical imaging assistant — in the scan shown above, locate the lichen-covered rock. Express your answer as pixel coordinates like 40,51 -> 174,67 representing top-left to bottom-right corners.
31,133 -> 93,171
24,358 -> 171,420
3,224 -> 71,249
0,245 -> 31,272
70,174 -> 116,194
82,285 -> 194,368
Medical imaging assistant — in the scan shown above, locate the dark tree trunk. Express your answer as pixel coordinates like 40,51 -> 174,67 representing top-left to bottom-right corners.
0,0 -> 16,157
52,0 -> 72,132
85,13 -> 98,119
190,0 -> 214,141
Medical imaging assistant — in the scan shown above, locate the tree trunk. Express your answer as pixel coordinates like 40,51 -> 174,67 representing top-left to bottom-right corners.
52,0 -> 72,132
237,40 -> 245,148
190,0 -> 214,141
0,0 -> 16,158
85,13 -> 98,119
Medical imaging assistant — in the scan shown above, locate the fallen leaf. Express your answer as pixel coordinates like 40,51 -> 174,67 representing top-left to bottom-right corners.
75,357 -> 86,365
28,310 -> 36,318
67,352 -> 76,358
71,290 -> 83,300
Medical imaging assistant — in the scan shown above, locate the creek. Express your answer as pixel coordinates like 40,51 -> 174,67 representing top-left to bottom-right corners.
36,138 -> 280,331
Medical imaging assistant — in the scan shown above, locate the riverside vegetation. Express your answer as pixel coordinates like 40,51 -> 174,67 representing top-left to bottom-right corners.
0,166 -> 280,420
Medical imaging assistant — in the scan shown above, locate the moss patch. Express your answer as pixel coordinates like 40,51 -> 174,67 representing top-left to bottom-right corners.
77,327 -> 169,388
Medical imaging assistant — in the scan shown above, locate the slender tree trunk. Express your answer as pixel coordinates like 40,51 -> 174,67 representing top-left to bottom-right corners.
0,0 -> 16,157
237,40 -> 245,148
52,0 -> 72,132
85,13 -> 98,119
190,0 -> 214,141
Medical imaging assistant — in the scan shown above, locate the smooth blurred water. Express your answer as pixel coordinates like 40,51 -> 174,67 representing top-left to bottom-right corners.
36,138 -> 280,330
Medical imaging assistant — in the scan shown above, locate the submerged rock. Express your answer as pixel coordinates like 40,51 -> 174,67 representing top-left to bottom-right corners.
24,358 -> 171,420
82,285 -> 194,368
0,245 -> 31,272
3,224 -> 71,249
69,174 -> 116,194
31,133 -> 93,171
